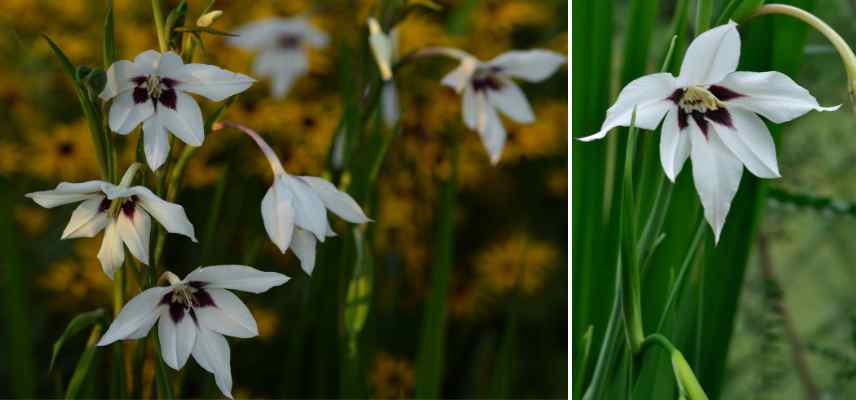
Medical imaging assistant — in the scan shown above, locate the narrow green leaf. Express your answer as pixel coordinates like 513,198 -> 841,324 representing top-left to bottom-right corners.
65,325 -> 103,399
50,309 -> 108,372
42,35 -> 79,83
573,326 -> 595,400
103,0 -> 116,68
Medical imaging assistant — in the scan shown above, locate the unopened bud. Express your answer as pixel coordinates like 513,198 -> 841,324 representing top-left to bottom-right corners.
197,10 -> 223,28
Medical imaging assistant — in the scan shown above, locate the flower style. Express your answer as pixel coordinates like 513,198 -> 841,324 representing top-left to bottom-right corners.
96,265 -> 290,399
368,17 -> 401,128
25,163 -> 197,278
228,16 -> 328,99
580,22 -> 838,241
217,122 -> 370,275
432,47 -> 566,164
100,50 -> 254,171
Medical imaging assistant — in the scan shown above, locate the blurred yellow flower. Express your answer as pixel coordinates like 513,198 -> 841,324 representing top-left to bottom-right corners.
26,120 -> 100,182
370,352 -> 415,399
252,306 -> 281,341
475,233 -> 560,295
38,240 -> 112,310
14,206 -> 50,237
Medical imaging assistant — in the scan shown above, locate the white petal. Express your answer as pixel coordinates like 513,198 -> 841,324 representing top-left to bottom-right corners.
689,121 -> 744,243
158,308 -> 197,370
156,51 -> 186,79
253,51 -> 306,99
156,91 -> 205,146
185,265 -> 290,294
100,60 -> 143,100
192,328 -> 233,399
299,176 -> 370,224
133,50 -> 161,75
711,108 -> 780,178
488,79 -> 535,124
368,18 -> 393,81
381,82 -> 400,128
579,73 -> 677,141
97,286 -> 169,345
658,108 -> 690,182
26,181 -> 106,208
462,87 -> 479,130
62,196 -> 108,239
108,91 -> 155,135
285,176 -> 329,240
486,49 -> 566,82
97,220 -> 125,279
441,59 -> 478,93
677,22 -> 740,86
476,100 -> 507,164
291,228 -> 317,275
142,117 -> 171,171
228,19 -> 284,49
117,204 -> 152,265
193,289 -> 258,338
301,22 -> 329,48
129,186 -> 197,242
127,312 -> 160,339
715,71 -> 839,123
261,181 -> 295,253
177,64 -> 255,101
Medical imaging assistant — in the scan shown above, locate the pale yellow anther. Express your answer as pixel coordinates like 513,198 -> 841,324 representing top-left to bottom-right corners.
679,86 -> 721,113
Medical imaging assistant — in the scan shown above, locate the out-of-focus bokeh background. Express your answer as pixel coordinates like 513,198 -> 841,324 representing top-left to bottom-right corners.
0,0 -> 567,398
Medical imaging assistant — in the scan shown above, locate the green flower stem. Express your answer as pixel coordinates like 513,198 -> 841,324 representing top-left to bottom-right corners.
152,0 -> 168,52
619,113 -> 644,353
695,0 -> 714,33
641,334 -> 709,400
752,4 -> 856,112
655,220 -> 706,332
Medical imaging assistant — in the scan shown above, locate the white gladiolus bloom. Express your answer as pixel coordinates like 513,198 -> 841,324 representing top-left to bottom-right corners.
25,163 -> 197,278
218,122 -> 370,275
228,16 -> 328,99
580,22 -> 838,241
368,17 -> 401,128
430,47 -> 566,164
100,50 -> 254,171
97,265 -> 289,399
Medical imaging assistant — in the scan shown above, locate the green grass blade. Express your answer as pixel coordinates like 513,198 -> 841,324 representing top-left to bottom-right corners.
103,0 -> 116,68
50,309 -> 108,371
65,326 -> 103,399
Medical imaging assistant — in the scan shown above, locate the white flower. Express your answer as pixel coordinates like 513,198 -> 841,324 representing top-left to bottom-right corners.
579,22 -> 838,241
100,50 -> 254,171
25,163 -> 197,278
368,17 -> 401,128
96,265 -> 289,399
435,47 -> 566,164
228,16 -> 328,99
220,122 -> 370,275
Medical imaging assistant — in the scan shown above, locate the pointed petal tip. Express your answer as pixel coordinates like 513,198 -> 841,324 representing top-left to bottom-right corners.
577,131 -> 607,142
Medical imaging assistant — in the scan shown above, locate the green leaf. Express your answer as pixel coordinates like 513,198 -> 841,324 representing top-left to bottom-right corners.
103,0 -> 116,68
50,308 -> 108,372
64,325 -> 103,399
42,34 -> 80,83
173,26 -> 237,37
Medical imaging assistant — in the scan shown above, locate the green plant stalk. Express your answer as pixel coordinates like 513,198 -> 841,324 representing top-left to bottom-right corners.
152,0 -> 168,52
655,221 -> 706,332
640,334 -> 708,400
110,265 -> 126,398
695,0 -> 714,33
581,274 -> 623,400
620,115 -> 644,353
65,325 -> 102,399
414,137 -> 459,398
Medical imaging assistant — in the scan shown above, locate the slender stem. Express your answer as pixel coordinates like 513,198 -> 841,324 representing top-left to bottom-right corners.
151,0 -> 168,52
655,220 -> 706,332
640,334 -> 709,400
752,4 -> 856,110
620,115 -> 644,353
695,0 -> 714,34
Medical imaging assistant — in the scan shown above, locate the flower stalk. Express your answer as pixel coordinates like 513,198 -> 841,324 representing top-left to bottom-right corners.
752,4 -> 856,112
620,111 -> 645,352
152,0 -> 169,52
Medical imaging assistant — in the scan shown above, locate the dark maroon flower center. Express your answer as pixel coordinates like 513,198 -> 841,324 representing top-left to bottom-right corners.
278,34 -> 302,49
131,75 -> 178,110
121,195 -> 139,218
667,85 -> 744,137
471,75 -> 503,92
159,282 -> 216,324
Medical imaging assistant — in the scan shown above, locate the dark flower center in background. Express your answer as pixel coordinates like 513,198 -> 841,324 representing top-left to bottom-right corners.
57,141 -> 75,156
131,75 -> 179,110
471,75 -> 503,92
278,34 -> 302,49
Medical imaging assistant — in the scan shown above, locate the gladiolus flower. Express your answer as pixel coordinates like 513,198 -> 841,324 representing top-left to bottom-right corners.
367,17 -> 401,128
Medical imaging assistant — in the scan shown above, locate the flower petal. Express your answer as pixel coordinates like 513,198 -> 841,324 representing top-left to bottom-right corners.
488,79 -> 535,124
127,312 -> 160,339
158,308 -> 197,370
658,108 -> 690,182
261,181 -> 295,253
117,204 -> 152,265
711,107 -> 780,178
441,58 -> 478,93
26,181 -> 106,208
108,91 -> 155,135
156,51 -> 186,79
185,265 -> 290,294
97,286 -> 169,346
476,99 -> 507,164
97,220 -> 125,279
689,120 -> 744,243
579,72 -> 677,141
368,18 -> 393,81
100,60 -> 143,101
62,196 -> 108,239
252,50 -> 306,99
286,176 -> 329,241
129,186 -> 197,242
177,64 -> 255,101
677,21 -> 740,86
155,91 -> 205,146
462,87 -> 480,130
133,50 -> 161,75
716,71 -> 839,123
192,328 -> 233,399
291,228 -> 317,275
193,288 -> 258,338
381,82 -> 400,128
142,117 -> 171,171
299,176 -> 370,224
486,49 -> 566,82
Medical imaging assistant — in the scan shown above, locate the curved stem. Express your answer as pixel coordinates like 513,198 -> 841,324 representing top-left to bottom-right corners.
641,334 -> 709,400
752,4 -> 856,110
151,0 -> 168,52
214,121 -> 287,177
620,114 -> 644,352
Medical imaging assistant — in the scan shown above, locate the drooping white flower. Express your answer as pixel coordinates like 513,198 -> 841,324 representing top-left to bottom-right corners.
368,17 -> 401,128
216,122 -> 370,275
100,50 -> 254,171
431,47 -> 566,164
97,265 -> 289,399
228,16 -> 328,99
579,22 -> 838,241
25,163 -> 197,278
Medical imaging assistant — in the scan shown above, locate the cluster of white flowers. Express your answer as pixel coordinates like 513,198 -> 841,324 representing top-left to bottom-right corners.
27,11 -> 566,399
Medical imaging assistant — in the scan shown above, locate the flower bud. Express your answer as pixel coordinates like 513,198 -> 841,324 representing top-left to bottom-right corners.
197,10 -> 223,28
671,351 -> 709,400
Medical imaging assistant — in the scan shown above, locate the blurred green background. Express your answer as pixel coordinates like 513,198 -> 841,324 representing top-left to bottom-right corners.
0,0 -> 568,398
